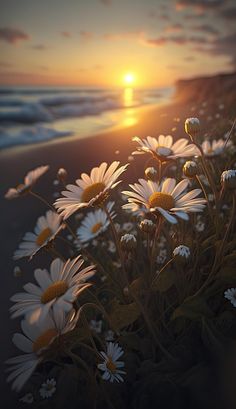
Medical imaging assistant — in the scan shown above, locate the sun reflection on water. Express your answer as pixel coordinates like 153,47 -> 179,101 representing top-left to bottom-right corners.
123,87 -> 138,127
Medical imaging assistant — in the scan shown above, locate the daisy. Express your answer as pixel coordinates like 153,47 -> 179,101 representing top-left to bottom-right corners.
39,378 -> 56,399
76,202 -> 115,244
10,256 -> 95,324
6,311 -> 77,392
98,342 -> 126,383
5,165 -> 49,199
13,210 -> 64,260
122,178 -> 206,224
202,139 -> 228,158
132,135 -> 199,161
54,161 -> 128,219
224,288 -> 236,307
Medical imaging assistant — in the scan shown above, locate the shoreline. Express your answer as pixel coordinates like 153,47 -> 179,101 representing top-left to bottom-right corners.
0,101 -> 171,159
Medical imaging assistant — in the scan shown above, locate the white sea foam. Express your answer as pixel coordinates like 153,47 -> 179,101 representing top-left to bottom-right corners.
0,126 -> 72,149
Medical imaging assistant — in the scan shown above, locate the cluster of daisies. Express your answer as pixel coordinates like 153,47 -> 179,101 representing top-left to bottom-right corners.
5,116 -> 236,400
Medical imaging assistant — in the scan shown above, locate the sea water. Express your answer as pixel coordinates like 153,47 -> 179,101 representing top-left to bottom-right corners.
0,86 -> 172,149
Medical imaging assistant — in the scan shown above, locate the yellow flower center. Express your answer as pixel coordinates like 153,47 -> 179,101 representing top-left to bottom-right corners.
148,192 -> 174,210
81,182 -> 105,203
36,227 -> 52,246
91,222 -> 103,234
33,328 -> 58,353
106,357 -> 117,373
40,280 -> 68,304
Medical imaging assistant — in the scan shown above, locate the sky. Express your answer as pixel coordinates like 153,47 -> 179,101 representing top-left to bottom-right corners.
0,0 -> 236,87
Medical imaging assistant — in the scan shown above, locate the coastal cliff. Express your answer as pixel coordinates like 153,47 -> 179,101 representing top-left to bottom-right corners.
175,71 -> 236,107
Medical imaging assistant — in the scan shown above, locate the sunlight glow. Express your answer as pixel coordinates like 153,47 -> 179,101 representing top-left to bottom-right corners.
123,72 -> 135,86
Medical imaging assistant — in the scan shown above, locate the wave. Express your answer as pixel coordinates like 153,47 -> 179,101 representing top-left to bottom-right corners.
0,103 -> 53,124
0,126 -> 72,149
0,94 -> 138,124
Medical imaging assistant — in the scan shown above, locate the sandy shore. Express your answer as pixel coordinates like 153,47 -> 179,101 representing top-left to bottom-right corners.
0,100 -> 197,405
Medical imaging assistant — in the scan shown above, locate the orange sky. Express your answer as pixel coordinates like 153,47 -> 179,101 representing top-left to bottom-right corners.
0,0 -> 235,87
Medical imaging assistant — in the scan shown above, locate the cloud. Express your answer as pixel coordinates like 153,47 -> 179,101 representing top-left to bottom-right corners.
104,30 -> 143,41
143,34 -> 205,47
61,31 -> 71,38
99,0 -> 112,5
164,23 -> 183,33
221,7 -> 236,20
184,55 -> 196,61
148,10 -> 170,20
0,61 -> 12,67
80,31 -> 93,41
176,0 -> 225,10
191,32 -> 236,67
192,24 -> 219,34
32,44 -> 48,50
0,27 -> 30,44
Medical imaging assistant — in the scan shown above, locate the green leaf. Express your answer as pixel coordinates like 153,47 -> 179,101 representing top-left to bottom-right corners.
172,295 -> 214,321
109,300 -> 140,331
152,269 -> 176,292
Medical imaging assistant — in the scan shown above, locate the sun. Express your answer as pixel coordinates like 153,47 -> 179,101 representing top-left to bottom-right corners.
123,72 -> 135,86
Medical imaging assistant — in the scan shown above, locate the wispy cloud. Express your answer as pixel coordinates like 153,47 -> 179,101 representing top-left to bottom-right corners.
104,30 -> 143,41
176,0 -> 225,11
32,44 -> 48,50
99,0 -> 112,6
80,31 -> 93,41
194,32 -> 236,67
221,7 -> 236,20
61,31 -> 71,38
0,27 -> 30,44
0,61 -> 12,67
143,34 -> 205,47
164,23 -> 183,33
192,24 -> 219,35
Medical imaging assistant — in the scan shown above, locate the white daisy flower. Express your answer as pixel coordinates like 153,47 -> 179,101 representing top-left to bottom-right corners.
224,288 -> 236,307
173,245 -> 190,259
122,178 -> 206,224
5,165 -> 49,199
98,342 -> 126,383
202,139 -> 228,158
13,210 -> 64,260
10,256 -> 95,324
76,202 -> 115,244
6,311 -> 77,392
39,378 -> 56,399
54,161 -> 128,219
132,135 -> 199,161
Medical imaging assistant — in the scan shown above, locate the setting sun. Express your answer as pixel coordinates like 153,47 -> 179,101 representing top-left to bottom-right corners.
123,72 -> 136,86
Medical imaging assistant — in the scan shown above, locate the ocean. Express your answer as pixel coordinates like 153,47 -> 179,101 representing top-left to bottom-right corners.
0,86 -> 173,149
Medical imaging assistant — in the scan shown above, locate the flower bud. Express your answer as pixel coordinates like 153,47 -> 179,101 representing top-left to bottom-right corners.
145,167 -> 158,181
13,266 -> 22,277
139,219 -> 155,234
57,168 -> 68,183
221,170 -> 236,190
120,234 -> 137,251
185,118 -> 200,137
173,245 -> 190,263
183,161 -> 198,178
